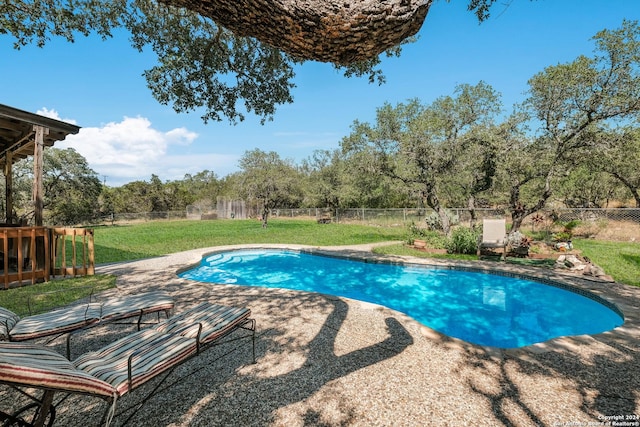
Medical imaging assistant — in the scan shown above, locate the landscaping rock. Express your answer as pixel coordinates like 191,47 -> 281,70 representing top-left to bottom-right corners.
555,253 -> 614,282
563,254 -> 582,268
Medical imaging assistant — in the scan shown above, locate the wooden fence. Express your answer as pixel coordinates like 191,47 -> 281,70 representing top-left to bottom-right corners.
1,227 -> 94,289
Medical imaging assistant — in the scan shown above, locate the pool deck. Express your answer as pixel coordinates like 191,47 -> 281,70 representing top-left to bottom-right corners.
4,243 -> 640,426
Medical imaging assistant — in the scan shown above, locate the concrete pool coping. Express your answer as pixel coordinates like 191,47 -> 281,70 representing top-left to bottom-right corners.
3,242 -> 639,425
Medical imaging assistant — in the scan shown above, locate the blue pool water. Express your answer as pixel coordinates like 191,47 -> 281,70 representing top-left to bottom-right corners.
179,249 -> 624,348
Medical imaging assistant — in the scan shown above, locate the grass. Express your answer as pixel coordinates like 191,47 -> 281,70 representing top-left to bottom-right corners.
0,275 -> 117,315
88,220 -> 640,287
1,219 -> 405,312
574,238 -> 640,287
2,219 -> 639,314
92,219 -> 406,264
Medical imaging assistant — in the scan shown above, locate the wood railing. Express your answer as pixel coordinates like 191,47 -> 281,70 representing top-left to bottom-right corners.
1,227 -> 94,289
51,228 -> 95,278
1,227 -> 50,288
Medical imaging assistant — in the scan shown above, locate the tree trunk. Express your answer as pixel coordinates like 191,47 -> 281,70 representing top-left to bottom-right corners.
511,210 -> 527,233
423,187 -> 451,236
467,195 -> 478,228
609,172 -> 640,208
158,0 -> 431,64
508,171 -> 554,233
436,206 -> 451,237
261,205 -> 269,228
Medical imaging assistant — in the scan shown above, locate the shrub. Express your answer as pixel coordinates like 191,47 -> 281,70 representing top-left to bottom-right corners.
406,222 -> 450,248
552,219 -> 582,241
425,210 -> 459,231
445,226 -> 480,255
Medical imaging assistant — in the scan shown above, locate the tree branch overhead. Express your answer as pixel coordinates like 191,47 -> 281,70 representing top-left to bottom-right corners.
157,0 -> 433,64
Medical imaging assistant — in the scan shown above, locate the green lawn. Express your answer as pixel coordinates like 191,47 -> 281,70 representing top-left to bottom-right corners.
0,275 -> 117,315
92,219 -> 407,264
2,220 -> 638,314
91,219 -> 638,285
574,238 -> 640,287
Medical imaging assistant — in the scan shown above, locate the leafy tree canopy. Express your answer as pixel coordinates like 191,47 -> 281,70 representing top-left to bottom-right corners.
2,0 -> 519,124
1,0 -> 408,124
236,148 -> 303,226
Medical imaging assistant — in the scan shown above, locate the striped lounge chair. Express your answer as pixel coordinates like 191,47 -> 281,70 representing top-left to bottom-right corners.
0,302 -> 255,427
0,291 -> 175,358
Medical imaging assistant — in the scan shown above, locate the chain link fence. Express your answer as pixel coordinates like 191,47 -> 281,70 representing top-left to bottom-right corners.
78,206 -> 640,243
94,211 -> 188,225
86,208 -> 640,234
268,207 -> 640,226
551,208 -> 640,223
91,207 -> 640,228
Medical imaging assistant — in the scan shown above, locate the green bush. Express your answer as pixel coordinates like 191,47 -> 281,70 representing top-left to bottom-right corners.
406,221 -> 426,244
445,226 -> 480,255
553,219 -> 582,241
406,222 -> 448,249
426,233 -> 449,249
425,210 -> 459,231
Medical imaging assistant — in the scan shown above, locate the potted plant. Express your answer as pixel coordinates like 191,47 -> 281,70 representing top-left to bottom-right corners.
552,220 -> 580,251
413,239 -> 427,249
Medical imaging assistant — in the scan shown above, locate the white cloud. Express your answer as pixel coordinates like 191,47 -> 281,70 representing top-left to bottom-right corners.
56,116 -> 236,186
36,107 -> 78,125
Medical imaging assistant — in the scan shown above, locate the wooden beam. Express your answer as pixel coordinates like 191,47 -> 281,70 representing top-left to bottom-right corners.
0,129 -> 34,159
33,125 -> 48,226
4,151 -> 12,223
0,104 -> 80,135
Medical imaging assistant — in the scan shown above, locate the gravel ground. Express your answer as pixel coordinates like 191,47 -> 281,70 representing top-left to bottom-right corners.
2,243 -> 639,427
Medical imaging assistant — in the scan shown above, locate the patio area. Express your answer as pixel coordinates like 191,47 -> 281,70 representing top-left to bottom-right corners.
2,243 -> 639,426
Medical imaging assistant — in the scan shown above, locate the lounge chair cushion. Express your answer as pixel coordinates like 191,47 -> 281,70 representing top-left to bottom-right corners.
73,328 -> 198,396
152,302 -> 251,345
7,303 -> 103,341
0,307 -> 20,340
100,291 -> 175,322
0,342 -> 116,398
2,291 -> 175,344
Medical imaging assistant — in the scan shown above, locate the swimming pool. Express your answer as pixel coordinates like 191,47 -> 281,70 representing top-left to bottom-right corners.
179,249 -> 624,348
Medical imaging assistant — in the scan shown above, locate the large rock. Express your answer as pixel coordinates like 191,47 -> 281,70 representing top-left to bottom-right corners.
158,0 -> 432,63
556,254 -> 614,282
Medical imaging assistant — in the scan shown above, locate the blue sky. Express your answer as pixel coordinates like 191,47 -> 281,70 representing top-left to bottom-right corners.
1,0 -> 638,186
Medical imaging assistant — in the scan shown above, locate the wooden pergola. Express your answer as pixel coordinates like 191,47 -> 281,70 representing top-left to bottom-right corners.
0,104 -> 95,287
0,103 -> 80,226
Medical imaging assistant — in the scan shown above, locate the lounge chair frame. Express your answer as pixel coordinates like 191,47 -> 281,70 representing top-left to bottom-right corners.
0,302 -> 256,427
477,218 -> 507,258
1,291 -> 175,359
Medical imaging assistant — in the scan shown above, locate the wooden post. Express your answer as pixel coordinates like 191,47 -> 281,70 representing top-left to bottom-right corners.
88,229 -> 95,275
17,228 -> 23,283
4,151 -> 12,223
72,229 -> 77,276
29,227 -> 36,284
2,230 -> 8,289
60,232 -> 67,276
44,227 -> 50,282
33,125 -> 48,227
